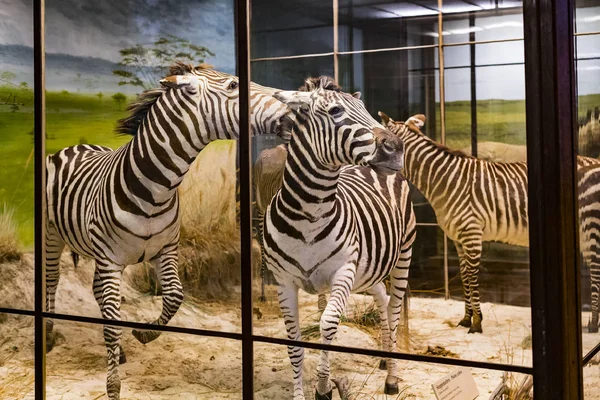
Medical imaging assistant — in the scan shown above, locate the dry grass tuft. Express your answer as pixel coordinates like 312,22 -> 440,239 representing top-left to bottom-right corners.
0,204 -> 21,263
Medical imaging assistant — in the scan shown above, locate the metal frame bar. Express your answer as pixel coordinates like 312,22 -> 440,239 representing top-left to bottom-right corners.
523,0 -> 584,396
2,0 -> 592,398
33,0 -> 46,397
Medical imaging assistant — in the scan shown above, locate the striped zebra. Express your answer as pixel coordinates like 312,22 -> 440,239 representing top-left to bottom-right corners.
380,112 -> 600,334
578,164 -> 600,333
45,63 -> 290,400
262,77 -> 416,399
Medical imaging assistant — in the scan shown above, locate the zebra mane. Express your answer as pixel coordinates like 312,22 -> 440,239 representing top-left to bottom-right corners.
399,120 -> 474,159
116,62 -> 214,136
298,76 -> 342,92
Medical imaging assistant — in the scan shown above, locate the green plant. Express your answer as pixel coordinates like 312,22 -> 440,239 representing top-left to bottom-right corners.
111,92 -> 127,110
0,204 -> 21,263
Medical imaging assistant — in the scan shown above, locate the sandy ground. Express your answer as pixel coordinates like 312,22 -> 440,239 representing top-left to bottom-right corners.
1,254 -> 599,399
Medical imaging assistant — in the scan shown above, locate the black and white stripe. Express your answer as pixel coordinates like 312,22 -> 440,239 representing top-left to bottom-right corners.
44,63 -> 289,400
262,77 -> 416,399
578,163 -> 600,333
381,112 -> 600,334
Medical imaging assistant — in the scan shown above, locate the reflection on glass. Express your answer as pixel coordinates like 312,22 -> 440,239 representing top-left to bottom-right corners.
45,320 -> 242,399
251,0 -> 333,59
251,57 -> 334,89
43,0 -> 243,334
576,0 -> 600,34
254,342 -> 531,399
0,0 -> 34,311
0,314 -> 34,399
338,0 -> 438,52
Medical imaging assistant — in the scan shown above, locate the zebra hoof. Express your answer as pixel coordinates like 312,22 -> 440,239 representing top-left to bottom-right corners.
468,324 -> 483,334
119,345 -> 127,364
458,317 -> 472,328
259,295 -> 266,303
379,359 -> 387,370
384,382 -> 399,395
132,329 -> 161,344
46,333 -> 55,353
315,388 -> 333,400
589,322 -> 599,333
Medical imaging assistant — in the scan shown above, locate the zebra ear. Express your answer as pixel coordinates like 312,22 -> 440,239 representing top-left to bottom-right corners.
160,75 -> 199,91
274,91 -> 311,115
352,91 -> 361,99
406,114 -> 426,129
378,111 -> 393,126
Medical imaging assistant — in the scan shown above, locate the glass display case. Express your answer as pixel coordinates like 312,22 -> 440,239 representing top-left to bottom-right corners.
0,0 -> 597,398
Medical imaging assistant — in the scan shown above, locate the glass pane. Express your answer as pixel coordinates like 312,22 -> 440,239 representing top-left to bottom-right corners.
442,8 -> 524,45
338,0 -> 438,52
255,342 -> 532,398
576,0 -> 600,34
251,56 -> 334,90
251,0 -> 333,59
45,319 -> 242,399
0,314 -> 34,399
0,0 -> 34,310
44,0 -> 242,333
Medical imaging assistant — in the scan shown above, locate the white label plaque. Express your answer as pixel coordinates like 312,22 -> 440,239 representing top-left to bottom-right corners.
432,367 -> 479,400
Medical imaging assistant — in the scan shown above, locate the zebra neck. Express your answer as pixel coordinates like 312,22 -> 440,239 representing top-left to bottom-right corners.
279,145 -> 341,222
401,131 -> 461,200
125,115 -> 207,205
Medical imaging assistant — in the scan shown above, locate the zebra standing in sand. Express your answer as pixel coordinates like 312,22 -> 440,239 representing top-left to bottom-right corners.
578,164 -> 600,333
262,77 -> 416,399
45,63 -> 290,400
380,112 -> 600,334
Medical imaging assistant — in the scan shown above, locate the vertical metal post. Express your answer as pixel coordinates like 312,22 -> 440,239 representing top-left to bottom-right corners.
33,0 -> 46,398
333,0 -> 339,83
524,0 -> 583,396
469,13 -> 477,158
437,0 -> 450,301
235,0 -> 254,398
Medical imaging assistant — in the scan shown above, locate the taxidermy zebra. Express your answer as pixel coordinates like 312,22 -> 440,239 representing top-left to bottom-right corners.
380,112 -> 600,334
45,63 -> 290,400
578,163 -> 600,333
262,77 -> 416,399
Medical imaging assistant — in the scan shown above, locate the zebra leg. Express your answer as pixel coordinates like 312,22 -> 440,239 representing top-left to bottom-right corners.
589,257 -> 600,333
384,247 -> 412,395
461,234 -> 484,334
96,261 -> 124,400
45,224 -> 65,353
367,282 -> 390,371
93,268 -> 126,364
316,266 -> 356,399
277,284 -> 305,400
132,246 -> 183,344
454,241 -> 473,329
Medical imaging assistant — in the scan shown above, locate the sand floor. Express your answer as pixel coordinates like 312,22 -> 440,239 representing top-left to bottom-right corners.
1,254 -> 598,399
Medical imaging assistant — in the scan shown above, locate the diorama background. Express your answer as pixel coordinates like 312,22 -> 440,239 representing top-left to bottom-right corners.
0,0 -> 599,398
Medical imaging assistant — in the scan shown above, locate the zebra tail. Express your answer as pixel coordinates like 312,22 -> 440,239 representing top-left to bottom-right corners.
71,251 -> 79,269
399,282 -> 411,352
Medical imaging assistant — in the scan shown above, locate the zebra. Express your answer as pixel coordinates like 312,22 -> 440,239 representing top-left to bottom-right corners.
44,62 -> 290,400
578,163 -> 600,333
379,112 -> 600,334
262,77 -> 416,399
578,107 -> 600,157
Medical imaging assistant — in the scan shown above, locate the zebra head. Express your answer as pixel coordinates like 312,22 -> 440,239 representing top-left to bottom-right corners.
273,76 -> 404,173
379,111 -> 427,139
156,62 -> 290,141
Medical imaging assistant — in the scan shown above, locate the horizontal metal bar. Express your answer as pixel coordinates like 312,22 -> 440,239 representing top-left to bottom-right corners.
583,342 -> 600,366
251,52 -> 334,62
41,312 -> 244,341
415,222 -> 440,227
337,43 -> 438,55
574,30 -> 600,37
0,307 -> 35,317
443,37 -> 524,47
251,334 -> 533,374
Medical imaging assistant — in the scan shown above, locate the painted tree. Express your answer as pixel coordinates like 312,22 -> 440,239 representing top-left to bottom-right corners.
112,34 -> 214,90
96,92 -> 104,102
111,92 -> 126,110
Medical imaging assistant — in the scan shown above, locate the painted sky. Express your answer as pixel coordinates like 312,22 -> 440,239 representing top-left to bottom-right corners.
0,0 -> 235,92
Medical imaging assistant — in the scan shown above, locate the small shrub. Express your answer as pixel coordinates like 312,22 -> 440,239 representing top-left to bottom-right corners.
0,205 -> 21,263
79,136 -> 88,145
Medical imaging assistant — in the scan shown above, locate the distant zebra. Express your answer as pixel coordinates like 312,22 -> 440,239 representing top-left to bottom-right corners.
263,77 -> 416,399
579,107 -> 600,157
45,63 -> 290,400
578,164 -> 600,333
380,112 -> 600,334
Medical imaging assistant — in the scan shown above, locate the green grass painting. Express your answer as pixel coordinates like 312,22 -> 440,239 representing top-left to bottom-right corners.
1,86 -> 599,250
